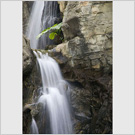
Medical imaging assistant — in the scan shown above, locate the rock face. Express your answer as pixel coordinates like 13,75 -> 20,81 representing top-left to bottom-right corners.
52,1 -> 112,134
23,35 -> 35,76
23,1 -> 34,34
56,1 -> 112,76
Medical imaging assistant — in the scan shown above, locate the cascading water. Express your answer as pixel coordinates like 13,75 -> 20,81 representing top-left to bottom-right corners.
31,51 -> 73,134
26,1 -> 44,49
26,1 -> 73,133
26,1 -> 61,49
31,118 -> 39,134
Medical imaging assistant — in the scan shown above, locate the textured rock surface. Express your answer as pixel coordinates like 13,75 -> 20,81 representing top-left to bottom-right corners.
56,1 -> 112,76
58,1 -> 68,13
23,35 -> 42,133
53,1 -> 112,134
23,35 -> 35,76
23,66 -> 42,133
23,1 -> 34,34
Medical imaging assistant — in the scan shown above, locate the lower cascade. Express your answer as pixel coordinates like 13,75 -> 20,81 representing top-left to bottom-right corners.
31,118 -> 39,134
31,51 -> 73,134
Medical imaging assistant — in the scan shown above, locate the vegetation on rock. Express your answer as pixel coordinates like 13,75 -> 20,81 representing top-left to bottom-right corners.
36,22 -> 63,40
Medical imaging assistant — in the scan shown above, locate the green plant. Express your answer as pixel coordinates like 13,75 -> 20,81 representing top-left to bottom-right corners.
36,22 -> 62,40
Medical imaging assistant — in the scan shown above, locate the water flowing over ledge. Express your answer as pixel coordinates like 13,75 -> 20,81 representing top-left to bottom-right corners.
31,51 -> 73,134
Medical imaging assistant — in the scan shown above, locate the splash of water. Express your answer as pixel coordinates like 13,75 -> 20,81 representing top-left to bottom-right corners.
32,51 -> 73,134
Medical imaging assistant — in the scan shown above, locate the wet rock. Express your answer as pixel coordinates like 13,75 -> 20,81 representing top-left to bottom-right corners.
23,107 -> 32,134
24,103 -> 39,117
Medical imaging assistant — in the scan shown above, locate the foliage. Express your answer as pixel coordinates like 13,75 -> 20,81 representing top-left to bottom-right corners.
36,23 -> 62,40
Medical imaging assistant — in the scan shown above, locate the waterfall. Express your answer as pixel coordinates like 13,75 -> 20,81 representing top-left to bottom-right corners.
26,1 -> 61,49
26,1 -> 44,49
26,1 -> 73,133
32,51 -> 73,134
31,118 -> 39,134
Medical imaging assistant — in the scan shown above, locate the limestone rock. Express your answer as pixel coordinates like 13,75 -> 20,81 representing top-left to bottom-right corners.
55,1 -> 112,77
58,1 -> 67,13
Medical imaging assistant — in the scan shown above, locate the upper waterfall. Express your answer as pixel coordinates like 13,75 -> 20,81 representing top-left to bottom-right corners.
26,1 -> 44,49
26,1 -> 61,49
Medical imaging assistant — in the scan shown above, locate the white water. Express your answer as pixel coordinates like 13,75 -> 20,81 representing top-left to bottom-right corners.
27,1 -> 73,133
26,1 -> 44,49
32,51 -> 73,134
31,118 -> 39,134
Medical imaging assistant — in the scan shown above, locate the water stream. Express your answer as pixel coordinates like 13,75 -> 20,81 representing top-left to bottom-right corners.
31,118 -> 39,134
32,51 -> 73,134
